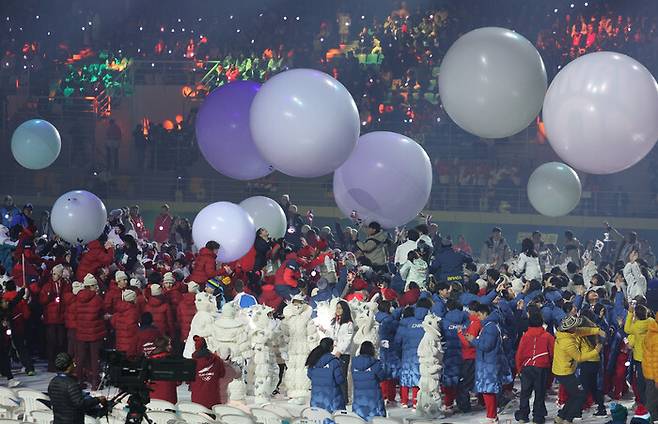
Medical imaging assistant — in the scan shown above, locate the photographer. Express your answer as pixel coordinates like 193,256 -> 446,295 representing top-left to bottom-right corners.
48,352 -> 106,424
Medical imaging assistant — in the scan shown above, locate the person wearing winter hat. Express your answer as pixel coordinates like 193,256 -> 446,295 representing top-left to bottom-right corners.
110,290 -> 140,357
105,270 -> 129,314
74,274 -> 105,387
147,336 -> 179,403
162,272 -> 175,285
189,336 -> 225,408
39,263 -> 70,372
144,284 -> 174,338
552,315 -> 604,424
177,282 -> 199,343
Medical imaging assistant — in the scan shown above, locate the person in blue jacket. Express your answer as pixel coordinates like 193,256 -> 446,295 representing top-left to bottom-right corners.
394,297 -> 431,408
441,299 -> 470,409
430,281 -> 452,318
430,238 -> 473,283
307,337 -> 346,413
351,341 -> 386,421
463,303 -> 513,423
310,271 -> 349,310
375,300 -> 399,404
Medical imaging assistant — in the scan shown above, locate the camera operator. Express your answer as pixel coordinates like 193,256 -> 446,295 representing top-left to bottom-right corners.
48,352 -> 107,424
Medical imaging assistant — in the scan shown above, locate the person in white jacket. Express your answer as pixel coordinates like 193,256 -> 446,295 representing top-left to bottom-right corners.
514,238 -> 542,281
395,229 -> 419,267
332,300 -> 354,403
400,250 -> 428,290
623,250 -> 647,301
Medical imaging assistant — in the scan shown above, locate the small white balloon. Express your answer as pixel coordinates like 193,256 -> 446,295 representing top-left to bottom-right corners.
239,196 -> 287,240
11,119 -> 61,169
543,51 -> 658,174
50,190 -> 107,244
439,27 -> 547,138
527,162 -> 582,217
250,68 -> 360,178
192,202 -> 256,262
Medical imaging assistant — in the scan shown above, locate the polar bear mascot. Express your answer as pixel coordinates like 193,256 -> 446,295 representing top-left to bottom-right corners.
352,300 -> 379,355
248,304 -> 280,404
281,294 -> 318,404
183,292 -> 218,358
416,312 -> 444,418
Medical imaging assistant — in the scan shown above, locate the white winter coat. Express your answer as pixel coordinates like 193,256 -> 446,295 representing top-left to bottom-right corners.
395,240 -> 417,266
514,252 -> 542,281
623,261 -> 647,301
400,258 -> 428,288
332,321 -> 354,356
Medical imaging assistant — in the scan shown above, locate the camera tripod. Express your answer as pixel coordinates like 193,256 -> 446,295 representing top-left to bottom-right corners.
107,390 -> 154,424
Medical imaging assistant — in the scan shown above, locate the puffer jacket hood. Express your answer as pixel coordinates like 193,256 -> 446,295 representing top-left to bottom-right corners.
315,352 -> 338,368
352,354 -> 377,371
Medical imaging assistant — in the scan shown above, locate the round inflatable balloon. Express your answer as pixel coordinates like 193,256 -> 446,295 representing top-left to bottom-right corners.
192,202 -> 256,262
333,131 -> 432,228
527,162 -> 582,217
11,119 -> 61,169
196,81 -> 274,180
250,68 -> 360,178
239,196 -> 287,240
543,52 -> 658,174
439,27 -> 547,139
50,190 -> 107,244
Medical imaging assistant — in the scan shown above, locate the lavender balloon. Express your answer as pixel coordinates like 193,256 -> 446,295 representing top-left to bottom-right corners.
333,131 -> 432,228
196,81 -> 274,180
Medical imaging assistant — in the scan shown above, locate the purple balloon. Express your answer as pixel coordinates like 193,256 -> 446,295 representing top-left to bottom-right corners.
333,131 -> 432,228
196,81 -> 274,180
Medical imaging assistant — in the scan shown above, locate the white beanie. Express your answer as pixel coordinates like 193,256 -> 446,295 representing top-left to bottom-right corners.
187,281 -> 199,293
163,272 -> 175,284
150,284 -> 162,296
130,278 -> 142,288
115,270 -> 128,282
52,264 -> 64,274
122,290 -> 137,303
83,274 -> 98,288
72,281 -> 84,295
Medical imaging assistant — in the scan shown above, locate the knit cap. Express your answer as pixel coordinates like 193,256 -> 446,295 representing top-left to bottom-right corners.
122,290 -> 137,303
187,281 -> 199,293
83,274 -> 98,287
72,281 -> 84,295
150,284 -> 162,296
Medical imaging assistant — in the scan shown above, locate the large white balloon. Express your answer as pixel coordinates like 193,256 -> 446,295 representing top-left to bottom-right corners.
239,196 -> 287,240
11,119 -> 61,169
50,190 -> 107,244
438,27 -> 547,138
543,52 -> 658,174
192,202 -> 256,262
333,131 -> 432,228
250,68 -> 360,178
527,162 -> 582,217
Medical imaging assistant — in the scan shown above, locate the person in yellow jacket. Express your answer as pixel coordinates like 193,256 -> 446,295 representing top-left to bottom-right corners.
625,303 -> 653,415
641,314 -> 658,421
552,315 -> 603,424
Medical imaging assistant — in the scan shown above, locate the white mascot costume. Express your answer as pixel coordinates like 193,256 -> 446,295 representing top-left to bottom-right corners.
351,300 -> 379,354
416,312 -> 444,418
183,292 -> 218,358
249,304 -> 280,404
213,301 -> 251,362
281,294 -> 318,404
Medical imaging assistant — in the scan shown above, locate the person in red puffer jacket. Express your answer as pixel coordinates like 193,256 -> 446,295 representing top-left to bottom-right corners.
39,264 -> 71,372
189,336 -> 225,408
177,282 -> 199,343
110,290 -> 140,358
75,237 -> 115,281
398,282 -> 421,307
137,313 -> 162,357
63,281 -> 83,361
2,280 -> 35,375
189,241 -> 220,287
513,310 -> 555,424
144,284 -> 174,338
104,271 -> 129,315
457,304 -> 482,412
74,274 -> 106,387
148,336 -> 179,403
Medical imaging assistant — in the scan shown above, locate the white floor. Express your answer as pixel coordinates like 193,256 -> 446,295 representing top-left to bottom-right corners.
10,361 -> 637,424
